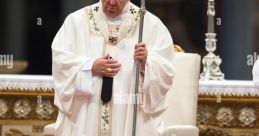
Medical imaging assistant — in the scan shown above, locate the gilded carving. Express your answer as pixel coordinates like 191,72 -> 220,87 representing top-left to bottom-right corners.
238,107 -> 256,127
216,107 -> 234,127
36,100 -> 55,119
13,99 -> 31,118
197,105 -> 212,124
0,99 -> 8,118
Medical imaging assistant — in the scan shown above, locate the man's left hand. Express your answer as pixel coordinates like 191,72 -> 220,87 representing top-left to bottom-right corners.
134,42 -> 148,71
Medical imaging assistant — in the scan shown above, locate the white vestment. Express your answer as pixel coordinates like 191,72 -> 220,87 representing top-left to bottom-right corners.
253,59 -> 259,86
52,2 -> 175,136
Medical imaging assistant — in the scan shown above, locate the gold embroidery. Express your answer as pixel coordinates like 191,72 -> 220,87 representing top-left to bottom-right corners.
87,8 -> 101,34
85,3 -> 140,39
108,24 -> 120,45
85,3 -> 141,136
98,101 -> 113,136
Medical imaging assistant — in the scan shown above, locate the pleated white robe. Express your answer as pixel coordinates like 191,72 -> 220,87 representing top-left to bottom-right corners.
52,2 -> 175,136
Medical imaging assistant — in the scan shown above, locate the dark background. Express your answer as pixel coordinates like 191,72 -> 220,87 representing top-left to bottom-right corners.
0,0 -> 258,80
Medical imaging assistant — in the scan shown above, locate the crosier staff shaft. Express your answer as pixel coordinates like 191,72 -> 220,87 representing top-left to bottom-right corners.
132,0 -> 146,136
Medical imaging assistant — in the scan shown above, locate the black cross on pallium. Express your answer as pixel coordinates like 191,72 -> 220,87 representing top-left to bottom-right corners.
109,37 -> 118,43
130,8 -> 136,14
94,6 -> 99,12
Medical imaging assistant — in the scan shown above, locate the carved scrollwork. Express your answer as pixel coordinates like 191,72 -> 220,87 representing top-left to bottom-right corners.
0,99 -> 8,118
35,100 -> 55,119
203,128 -> 230,136
238,107 -> 256,127
216,107 -> 234,127
197,105 -> 212,124
13,99 -> 31,118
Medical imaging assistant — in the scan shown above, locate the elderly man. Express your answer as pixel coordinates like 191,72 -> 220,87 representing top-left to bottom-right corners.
253,59 -> 259,86
52,0 -> 175,135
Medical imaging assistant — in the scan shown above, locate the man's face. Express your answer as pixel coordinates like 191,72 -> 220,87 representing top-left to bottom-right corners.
102,0 -> 129,18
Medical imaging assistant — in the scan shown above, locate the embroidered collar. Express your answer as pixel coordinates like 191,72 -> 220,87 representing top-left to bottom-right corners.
85,2 -> 140,43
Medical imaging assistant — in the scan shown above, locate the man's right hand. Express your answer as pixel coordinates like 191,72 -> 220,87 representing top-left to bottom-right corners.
92,54 -> 121,77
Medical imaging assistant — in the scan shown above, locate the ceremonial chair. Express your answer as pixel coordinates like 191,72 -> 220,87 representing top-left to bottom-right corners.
44,46 -> 201,136
163,46 -> 200,136
44,123 -> 55,136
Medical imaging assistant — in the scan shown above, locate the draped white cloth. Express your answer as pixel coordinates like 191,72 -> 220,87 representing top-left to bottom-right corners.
253,59 -> 259,87
52,2 -> 175,136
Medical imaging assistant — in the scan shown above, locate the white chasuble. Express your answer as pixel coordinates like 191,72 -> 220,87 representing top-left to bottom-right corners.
52,2 -> 175,136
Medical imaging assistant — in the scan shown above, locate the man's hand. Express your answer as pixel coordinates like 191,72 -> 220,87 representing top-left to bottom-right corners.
134,42 -> 148,70
92,54 -> 121,77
